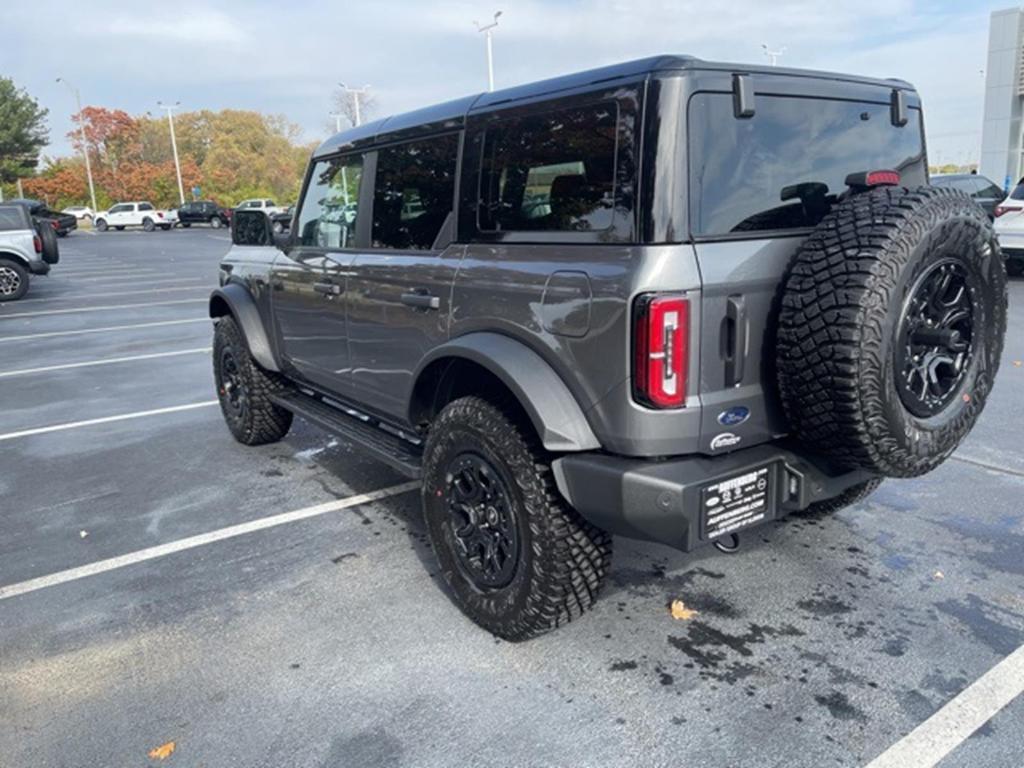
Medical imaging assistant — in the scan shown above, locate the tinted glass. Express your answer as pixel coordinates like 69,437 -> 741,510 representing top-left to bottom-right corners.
478,103 -> 618,232
0,207 -> 28,231
371,134 -> 458,250
139,203 -> 154,211
1010,183 -> 1024,201
689,95 -> 926,236
977,181 -> 1003,198
297,154 -> 363,248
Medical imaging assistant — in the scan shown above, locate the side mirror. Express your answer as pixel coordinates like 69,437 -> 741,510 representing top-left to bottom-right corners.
231,209 -> 273,247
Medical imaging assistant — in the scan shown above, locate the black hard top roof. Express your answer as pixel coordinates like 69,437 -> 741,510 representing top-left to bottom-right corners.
314,55 -> 916,158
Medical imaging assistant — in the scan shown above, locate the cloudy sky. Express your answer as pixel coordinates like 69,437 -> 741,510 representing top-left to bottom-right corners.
0,0 -> 1008,165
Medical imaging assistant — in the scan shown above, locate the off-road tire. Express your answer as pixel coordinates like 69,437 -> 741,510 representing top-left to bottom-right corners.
802,479 -> 883,517
142,217 -> 155,232
96,218 -> 108,232
36,222 -> 59,264
422,396 -> 612,641
0,259 -> 29,301
777,186 -> 1007,478
212,316 -> 293,445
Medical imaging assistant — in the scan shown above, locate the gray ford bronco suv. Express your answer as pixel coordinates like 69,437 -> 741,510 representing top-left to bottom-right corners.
210,56 -> 1007,640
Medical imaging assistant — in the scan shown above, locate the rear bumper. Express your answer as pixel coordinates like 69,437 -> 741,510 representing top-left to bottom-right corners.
28,260 -> 50,275
552,443 -> 876,553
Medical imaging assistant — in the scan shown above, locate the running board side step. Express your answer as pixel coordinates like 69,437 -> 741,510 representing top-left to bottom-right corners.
269,390 -> 423,479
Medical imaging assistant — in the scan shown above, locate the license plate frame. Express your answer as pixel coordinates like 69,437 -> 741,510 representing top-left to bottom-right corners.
700,464 -> 773,540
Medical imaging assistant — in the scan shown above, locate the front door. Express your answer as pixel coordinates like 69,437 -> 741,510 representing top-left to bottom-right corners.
270,152 -> 365,394
346,134 -> 462,419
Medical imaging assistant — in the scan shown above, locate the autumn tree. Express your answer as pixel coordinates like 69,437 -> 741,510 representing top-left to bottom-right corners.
0,77 -> 48,184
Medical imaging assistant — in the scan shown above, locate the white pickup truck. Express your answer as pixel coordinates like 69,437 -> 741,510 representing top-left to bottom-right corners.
94,201 -> 176,232
235,198 -> 284,217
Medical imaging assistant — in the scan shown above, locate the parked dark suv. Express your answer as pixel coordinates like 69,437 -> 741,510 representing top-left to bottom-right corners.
209,56 -> 1006,640
177,200 -> 230,228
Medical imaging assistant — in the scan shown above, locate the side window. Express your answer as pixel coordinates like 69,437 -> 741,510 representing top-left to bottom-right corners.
266,200 -> 276,207
371,134 -> 458,250
0,208 -> 26,231
296,154 -> 363,248
478,103 -> 618,233
139,203 -> 154,211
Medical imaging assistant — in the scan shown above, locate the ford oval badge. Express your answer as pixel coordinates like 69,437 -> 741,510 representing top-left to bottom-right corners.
717,406 -> 750,427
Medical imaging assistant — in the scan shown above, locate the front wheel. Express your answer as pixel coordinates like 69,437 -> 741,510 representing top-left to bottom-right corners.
0,259 -> 29,301
422,396 -> 612,641
96,219 -> 108,232
212,316 -> 293,445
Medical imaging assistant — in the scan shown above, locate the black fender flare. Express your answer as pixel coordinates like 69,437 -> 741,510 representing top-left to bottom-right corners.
0,250 -> 31,269
208,282 -> 279,372
413,332 -> 601,452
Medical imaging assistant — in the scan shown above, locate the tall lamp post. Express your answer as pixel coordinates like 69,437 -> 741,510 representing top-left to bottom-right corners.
157,101 -> 186,205
337,83 -> 371,127
55,77 -> 98,214
761,43 -> 786,67
474,11 -> 502,91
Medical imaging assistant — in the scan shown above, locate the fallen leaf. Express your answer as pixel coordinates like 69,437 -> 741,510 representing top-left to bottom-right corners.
148,741 -> 175,760
670,600 -> 699,620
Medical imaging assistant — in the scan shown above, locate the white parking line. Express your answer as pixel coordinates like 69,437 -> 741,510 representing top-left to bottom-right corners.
0,400 -> 218,442
0,317 -> 208,342
0,481 -> 420,601
0,298 -> 207,320
865,644 -> 1024,767
2,285 -> 208,305
0,347 -> 210,378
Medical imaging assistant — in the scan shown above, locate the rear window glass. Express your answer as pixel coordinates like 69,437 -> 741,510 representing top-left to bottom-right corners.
689,94 -> 926,236
1009,183 -> 1024,201
0,207 -> 28,231
478,102 -> 618,233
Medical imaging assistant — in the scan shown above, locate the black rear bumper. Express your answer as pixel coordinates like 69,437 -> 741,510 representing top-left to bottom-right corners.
552,443 -> 876,553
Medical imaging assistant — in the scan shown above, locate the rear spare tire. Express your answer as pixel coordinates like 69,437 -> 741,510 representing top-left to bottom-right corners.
36,222 -> 59,265
777,186 -> 1007,478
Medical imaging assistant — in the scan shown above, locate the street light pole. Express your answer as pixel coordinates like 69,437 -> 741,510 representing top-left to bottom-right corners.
761,43 -> 786,67
474,11 -> 502,91
158,101 -> 186,205
338,83 -> 371,127
56,77 -> 98,214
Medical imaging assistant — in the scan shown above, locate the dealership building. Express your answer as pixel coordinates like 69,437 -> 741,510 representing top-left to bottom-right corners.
980,6 -> 1024,189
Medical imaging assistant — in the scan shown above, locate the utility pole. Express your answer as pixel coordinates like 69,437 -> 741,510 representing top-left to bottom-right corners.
56,77 -> 98,214
474,11 -> 502,91
761,43 -> 786,67
338,83 -> 371,127
158,101 -> 186,205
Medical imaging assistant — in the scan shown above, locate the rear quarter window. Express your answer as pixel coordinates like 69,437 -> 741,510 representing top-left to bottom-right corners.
688,93 -> 926,237
0,207 -> 28,231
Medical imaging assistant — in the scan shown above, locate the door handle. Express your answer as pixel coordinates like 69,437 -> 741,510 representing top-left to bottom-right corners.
724,295 -> 748,387
400,292 -> 440,310
313,281 -> 341,296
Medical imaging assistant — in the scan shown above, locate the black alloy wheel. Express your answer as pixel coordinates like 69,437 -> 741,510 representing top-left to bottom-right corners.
895,259 -> 976,418
444,452 -> 521,590
218,347 -> 249,421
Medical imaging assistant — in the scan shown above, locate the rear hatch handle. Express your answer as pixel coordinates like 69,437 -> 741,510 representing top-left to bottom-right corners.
724,294 -> 748,387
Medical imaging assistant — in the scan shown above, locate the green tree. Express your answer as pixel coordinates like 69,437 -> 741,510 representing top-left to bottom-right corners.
0,77 -> 48,184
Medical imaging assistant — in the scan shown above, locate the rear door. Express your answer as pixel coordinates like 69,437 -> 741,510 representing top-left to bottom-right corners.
688,89 -> 927,454
270,152 -> 365,394
345,133 -> 462,419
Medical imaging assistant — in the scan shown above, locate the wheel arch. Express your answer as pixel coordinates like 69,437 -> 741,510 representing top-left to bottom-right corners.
410,332 -> 601,453
209,282 -> 280,372
0,249 -> 30,268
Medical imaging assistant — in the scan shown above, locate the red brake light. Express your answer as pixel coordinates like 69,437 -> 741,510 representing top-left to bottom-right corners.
865,170 -> 900,187
634,295 -> 689,408
33,235 -> 42,253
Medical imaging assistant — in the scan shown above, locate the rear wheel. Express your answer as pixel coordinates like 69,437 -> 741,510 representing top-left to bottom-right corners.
142,217 -> 155,232
210,217 -> 222,229
212,316 -> 293,445
422,396 -> 612,641
0,259 -> 29,301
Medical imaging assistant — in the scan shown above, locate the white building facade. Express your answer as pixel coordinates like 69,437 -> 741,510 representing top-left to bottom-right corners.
980,7 -> 1024,190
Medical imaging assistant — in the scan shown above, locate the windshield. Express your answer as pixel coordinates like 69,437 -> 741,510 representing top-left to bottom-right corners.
689,94 -> 926,236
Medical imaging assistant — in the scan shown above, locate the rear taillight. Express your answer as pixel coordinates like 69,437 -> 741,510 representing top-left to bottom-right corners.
633,294 -> 689,408
33,235 -> 42,253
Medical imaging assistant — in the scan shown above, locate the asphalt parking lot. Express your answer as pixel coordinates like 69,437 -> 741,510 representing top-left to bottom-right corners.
1,228 -> 1023,768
